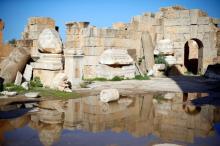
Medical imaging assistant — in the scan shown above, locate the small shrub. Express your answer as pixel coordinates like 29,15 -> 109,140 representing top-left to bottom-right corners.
110,76 -> 124,81
154,54 -> 167,65
30,77 -> 43,88
134,75 -> 150,80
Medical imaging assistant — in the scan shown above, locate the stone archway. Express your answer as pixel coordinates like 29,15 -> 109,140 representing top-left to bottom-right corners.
184,38 -> 203,75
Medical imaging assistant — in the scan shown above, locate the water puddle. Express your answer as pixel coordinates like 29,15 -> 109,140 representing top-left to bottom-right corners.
0,92 -> 220,146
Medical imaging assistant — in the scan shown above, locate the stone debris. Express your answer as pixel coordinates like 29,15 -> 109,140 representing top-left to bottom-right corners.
100,89 -> 120,103
153,64 -> 166,77
117,98 -> 133,106
155,39 -> 174,55
24,92 -> 40,98
14,71 -> 23,85
99,49 -> 133,65
38,28 -> 63,54
51,73 -> 72,92
164,93 -> 176,100
21,81 -> 29,90
0,91 -> 17,96
23,64 -> 33,81
0,47 -> 30,83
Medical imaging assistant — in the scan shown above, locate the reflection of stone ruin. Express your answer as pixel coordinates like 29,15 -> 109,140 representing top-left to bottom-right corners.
24,93 -> 216,146
0,6 -> 220,88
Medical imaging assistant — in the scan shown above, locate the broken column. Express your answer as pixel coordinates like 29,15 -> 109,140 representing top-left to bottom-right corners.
31,28 -> 63,87
141,31 -> 155,72
0,47 -> 30,83
64,49 -> 84,88
96,49 -> 135,79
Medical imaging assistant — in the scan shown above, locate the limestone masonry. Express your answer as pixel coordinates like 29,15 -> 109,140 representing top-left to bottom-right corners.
0,6 -> 220,88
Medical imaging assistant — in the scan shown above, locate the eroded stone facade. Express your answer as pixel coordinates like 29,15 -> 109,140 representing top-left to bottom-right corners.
1,6 -> 219,87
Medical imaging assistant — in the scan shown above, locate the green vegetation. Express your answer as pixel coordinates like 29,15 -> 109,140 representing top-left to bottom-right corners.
3,83 -> 26,94
8,38 -> 16,46
84,75 -> 150,82
154,54 -> 167,65
30,77 -> 43,88
2,78 -> 80,99
134,75 -> 150,80
110,76 -> 123,81
30,87 -> 80,100
85,77 -> 108,81
80,81 -> 92,88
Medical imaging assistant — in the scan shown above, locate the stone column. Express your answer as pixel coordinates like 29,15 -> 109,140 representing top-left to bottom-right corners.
64,49 -> 84,88
141,31 -> 155,72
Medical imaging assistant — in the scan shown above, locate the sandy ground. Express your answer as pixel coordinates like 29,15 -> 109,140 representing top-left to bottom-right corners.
75,76 -> 220,95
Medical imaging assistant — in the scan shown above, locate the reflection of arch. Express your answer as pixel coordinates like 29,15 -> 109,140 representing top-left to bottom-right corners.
184,38 -> 203,74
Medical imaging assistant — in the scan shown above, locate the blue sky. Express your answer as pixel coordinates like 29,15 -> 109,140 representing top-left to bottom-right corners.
0,0 -> 220,42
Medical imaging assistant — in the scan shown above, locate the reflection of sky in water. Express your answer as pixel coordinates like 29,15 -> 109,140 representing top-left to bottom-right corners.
1,92 -> 220,146
3,126 -> 220,146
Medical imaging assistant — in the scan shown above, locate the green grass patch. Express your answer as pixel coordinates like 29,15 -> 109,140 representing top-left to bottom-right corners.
110,76 -> 123,81
29,87 -> 80,100
30,77 -> 43,88
85,77 -> 108,81
3,83 -> 26,94
134,75 -> 150,80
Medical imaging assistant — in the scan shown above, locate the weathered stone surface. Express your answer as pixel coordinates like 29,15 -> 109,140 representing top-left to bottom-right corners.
99,49 -> 133,65
155,39 -> 174,55
117,98 -> 133,106
31,53 -> 63,70
33,69 -> 60,87
153,64 -> 166,71
96,64 -> 135,79
165,56 -> 177,65
14,71 -> 23,85
51,73 -> 71,92
21,81 -> 29,90
23,64 -> 33,81
100,89 -> 119,103
39,109 -> 63,124
25,92 -> 40,98
141,31 -> 155,71
0,47 -> 30,83
0,91 -> 17,96
38,28 -> 63,54
164,93 -> 176,100
39,100 -> 65,111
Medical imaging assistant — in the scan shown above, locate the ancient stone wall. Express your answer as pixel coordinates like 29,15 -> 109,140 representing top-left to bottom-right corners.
0,20 -> 14,63
64,6 -> 219,76
129,6 -> 220,73
21,17 -> 55,58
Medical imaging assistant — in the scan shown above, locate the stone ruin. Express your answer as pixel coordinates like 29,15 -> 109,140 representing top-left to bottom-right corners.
0,6 -> 219,90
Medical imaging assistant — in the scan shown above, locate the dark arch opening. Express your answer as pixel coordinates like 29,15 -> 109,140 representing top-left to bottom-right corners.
184,38 -> 203,75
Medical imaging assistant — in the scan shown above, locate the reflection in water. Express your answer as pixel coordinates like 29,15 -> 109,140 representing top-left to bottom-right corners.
0,92 -> 219,146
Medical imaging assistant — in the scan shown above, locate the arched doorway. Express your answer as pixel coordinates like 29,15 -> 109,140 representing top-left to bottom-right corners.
184,38 -> 203,75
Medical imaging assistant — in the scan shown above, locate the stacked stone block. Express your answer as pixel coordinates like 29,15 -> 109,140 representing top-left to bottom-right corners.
22,17 -> 55,58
